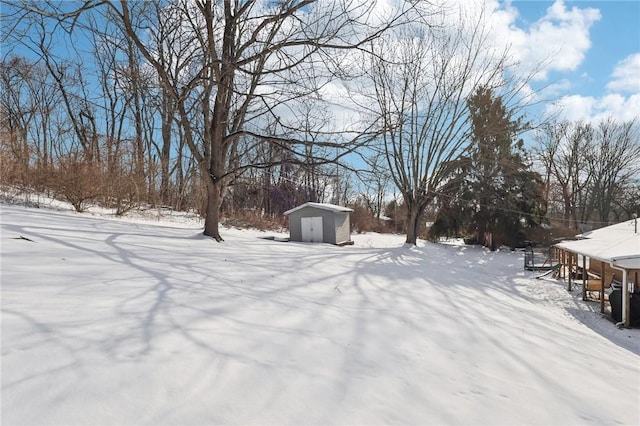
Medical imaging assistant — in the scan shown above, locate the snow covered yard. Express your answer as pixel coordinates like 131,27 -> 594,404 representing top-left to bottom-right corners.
1,204 -> 639,425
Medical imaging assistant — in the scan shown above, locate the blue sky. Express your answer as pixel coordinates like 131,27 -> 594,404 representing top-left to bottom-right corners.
501,0 -> 640,122
3,0 -> 637,124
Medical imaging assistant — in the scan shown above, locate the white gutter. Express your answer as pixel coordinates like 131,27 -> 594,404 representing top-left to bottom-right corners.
609,262 -> 629,328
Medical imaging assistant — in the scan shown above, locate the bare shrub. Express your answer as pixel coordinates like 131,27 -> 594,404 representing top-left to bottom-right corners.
107,173 -> 144,216
101,159 -> 145,216
223,209 -> 286,232
0,132 -> 31,188
47,156 -> 102,212
349,204 -> 375,233
383,200 -> 407,234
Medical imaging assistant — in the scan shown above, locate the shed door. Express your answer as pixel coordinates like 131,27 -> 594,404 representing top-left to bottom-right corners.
301,216 -> 323,242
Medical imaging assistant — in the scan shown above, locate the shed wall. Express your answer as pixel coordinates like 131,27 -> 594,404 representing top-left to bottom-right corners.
334,213 -> 351,244
288,207 -> 339,244
288,212 -> 302,242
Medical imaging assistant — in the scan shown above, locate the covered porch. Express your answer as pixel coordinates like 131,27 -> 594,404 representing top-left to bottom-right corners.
553,219 -> 640,328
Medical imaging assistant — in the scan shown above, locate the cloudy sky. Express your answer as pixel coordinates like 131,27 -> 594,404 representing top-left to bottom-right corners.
495,0 -> 639,123
325,0 -> 639,129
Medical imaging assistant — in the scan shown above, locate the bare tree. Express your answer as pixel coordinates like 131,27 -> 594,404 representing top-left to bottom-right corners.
8,0 -> 411,240
359,5 -> 531,244
358,149 -> 392,219
535,118 -> 640,228
612,180 -> 640,221
104,0 -> 410,241
0,57 -> 37,182
584,118 -> 640,224
0,55 -> 68,187
33,21 -> 101,163
535,120 -> 592,230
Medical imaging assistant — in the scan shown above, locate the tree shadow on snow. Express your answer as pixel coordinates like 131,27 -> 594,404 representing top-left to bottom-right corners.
3,207 -> 638,425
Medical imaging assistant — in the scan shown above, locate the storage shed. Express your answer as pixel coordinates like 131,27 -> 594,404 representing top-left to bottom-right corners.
284,202 -> 353,245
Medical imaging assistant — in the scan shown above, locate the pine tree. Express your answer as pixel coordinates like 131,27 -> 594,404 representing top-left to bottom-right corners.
431,86 -> 546,249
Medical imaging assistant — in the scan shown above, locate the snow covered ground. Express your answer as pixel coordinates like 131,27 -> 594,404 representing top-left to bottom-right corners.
2,203 -> 639,425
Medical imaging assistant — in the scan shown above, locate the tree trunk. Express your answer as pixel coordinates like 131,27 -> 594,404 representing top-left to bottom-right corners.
405,205 -> 421,245
204,176 -> 224,241
476,208 -> 487,246
571,208 -> 579,231
159,114 -> 171,205
562,188 -> 572,229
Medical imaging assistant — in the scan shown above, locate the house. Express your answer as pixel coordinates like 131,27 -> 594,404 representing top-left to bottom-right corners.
283,202 -> 353,245
554,219 -> 640,327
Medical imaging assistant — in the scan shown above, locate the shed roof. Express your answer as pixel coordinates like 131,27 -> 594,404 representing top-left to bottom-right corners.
555,219 -> 640,268
283,202 -> 354,216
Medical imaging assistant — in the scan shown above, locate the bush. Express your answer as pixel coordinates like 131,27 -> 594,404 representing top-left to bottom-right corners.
104,171 -> 144,216
349,204 -> 374,233
222,209 -> 286,232
47,157 -> 102,212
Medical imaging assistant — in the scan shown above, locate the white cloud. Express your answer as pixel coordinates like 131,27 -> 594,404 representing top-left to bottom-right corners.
548,93 -> 640,122
323,0 -> 630,125
355,0 -> 599,87
487,0 -> 640,124
541,78 -> 573,98
542,51 -> 640,123
606,53 -> 640,93
481,0 -> 600,81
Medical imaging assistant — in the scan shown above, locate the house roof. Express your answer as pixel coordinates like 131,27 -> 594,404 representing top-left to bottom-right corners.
283,202 -> 354,216
611,255 -> 640,270
555,219 -> 640,269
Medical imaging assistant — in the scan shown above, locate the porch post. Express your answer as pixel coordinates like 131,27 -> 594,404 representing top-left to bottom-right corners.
600,261 -> 605,314
582,256 -> 587,301
623,269 -> 630,327
567,252 -> 573,292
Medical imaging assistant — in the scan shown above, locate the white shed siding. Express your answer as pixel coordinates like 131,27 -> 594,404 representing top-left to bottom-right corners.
334,213 -> 350,244
301,216 -> 323,242
284,202 -> 353,245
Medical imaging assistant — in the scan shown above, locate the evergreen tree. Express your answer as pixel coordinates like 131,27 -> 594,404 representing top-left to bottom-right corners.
431,86 -> 546,249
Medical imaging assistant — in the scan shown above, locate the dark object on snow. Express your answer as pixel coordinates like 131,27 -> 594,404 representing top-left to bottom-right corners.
14,235 -> 35,242
524,245 -> 534,269
259,236 -> 290,242
525,243 -> 558,272
609,289 -> 640,326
